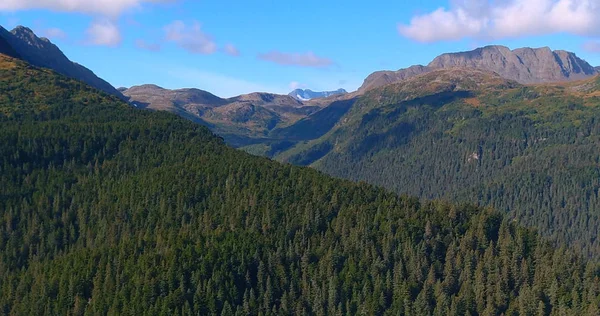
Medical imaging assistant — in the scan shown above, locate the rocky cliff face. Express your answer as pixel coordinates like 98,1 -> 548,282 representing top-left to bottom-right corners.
0,25 -> 123,99
429,46 -> 597,84
359,46 -> 598,92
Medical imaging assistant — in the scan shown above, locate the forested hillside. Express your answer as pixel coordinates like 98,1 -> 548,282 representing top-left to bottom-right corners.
279,68 -> 600,258
2,55 -> 600,315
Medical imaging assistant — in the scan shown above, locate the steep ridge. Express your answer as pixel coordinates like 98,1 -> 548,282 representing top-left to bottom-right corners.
0,32 -> 18,58
278,67 -> 600,257
359,45 -> 598,92
0,25 -> 123,99
1,52 -> 600,315
359,65 -> 431,93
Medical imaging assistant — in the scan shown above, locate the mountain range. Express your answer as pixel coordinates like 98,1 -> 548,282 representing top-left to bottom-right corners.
2,44 -> 600,315
124,45 -> 600,154
4,24 -> 600,254
288,88 -> 347,101
121,84 -> 321,146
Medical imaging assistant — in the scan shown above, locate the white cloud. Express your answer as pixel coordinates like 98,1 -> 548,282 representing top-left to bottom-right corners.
135,39 -> 160,51
0,0 -> 173,17
289,81 -> 301,90
289,81 -> 307,90
164,20 -> 217,55
86,20 -> 121,47
258,51 -> 334,68
43,27 -> 67,40
223,44 -> 240,56
399,0 -> 600,42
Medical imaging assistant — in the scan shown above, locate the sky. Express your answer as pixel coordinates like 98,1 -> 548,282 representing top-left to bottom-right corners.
1,0 -> 600,97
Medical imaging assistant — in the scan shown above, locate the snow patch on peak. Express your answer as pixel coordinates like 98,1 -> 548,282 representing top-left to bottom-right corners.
288,88 -> 347,101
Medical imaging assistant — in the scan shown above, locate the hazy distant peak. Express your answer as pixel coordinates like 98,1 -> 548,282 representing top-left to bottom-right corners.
288,88 -> 347,101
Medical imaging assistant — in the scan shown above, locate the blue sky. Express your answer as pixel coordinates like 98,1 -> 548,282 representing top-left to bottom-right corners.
1,0 -> 600,97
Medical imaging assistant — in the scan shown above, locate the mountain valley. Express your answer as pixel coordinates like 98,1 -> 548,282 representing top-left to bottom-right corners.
122,84 -> 322,146
115,43 -> 600,257
3,19 -> 600,315
275,68 -> 600,256
5,49 -> 600,315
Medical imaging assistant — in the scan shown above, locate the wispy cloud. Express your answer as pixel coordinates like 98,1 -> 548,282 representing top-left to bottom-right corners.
164,66 -> 286,97
86,19 -> 121,47
399,0 -> 600,43
135,39 -> 160,51
289,81 -> 307,90
43,27 -> 67,40
0,0 -> 174,17
164,20 -> 217,54
258,51 -> 334,68
223,43 -> 240,56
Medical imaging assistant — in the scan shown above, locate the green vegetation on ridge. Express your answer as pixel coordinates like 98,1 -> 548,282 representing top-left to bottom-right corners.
278,68 -> 600,258
2,56 -> 600,315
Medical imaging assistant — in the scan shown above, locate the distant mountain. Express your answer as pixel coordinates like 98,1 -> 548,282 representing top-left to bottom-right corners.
288,88 -> 347,101
122,85 -> 320,146
359,45 -> 598,92
123,84 -> 227,110
0,25 -> 123,99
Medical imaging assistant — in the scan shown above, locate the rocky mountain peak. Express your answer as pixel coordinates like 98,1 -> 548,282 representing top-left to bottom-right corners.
428,46 -> 596,84
359,46 -> 599,93
11,26 -> 35,37
11,26 -> 55,49
0,24 -> 124,99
